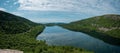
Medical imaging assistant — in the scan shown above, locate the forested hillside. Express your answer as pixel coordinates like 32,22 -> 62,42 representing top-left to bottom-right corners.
0,11 -> 38,34
60,14 -> 120,45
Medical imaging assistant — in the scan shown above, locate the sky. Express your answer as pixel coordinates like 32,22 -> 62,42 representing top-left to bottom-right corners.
0,0 -> 120,23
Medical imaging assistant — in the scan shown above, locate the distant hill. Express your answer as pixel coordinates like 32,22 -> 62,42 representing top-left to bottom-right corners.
61,14 -> 120,45
0,10 -> 38,34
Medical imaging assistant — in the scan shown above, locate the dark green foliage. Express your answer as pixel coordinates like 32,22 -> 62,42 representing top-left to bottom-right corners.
0,25 -> 46,52
0,11 -> 38,34
60,14 -> 120,45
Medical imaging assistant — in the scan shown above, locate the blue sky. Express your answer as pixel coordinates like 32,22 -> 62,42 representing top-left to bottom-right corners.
0,0 -> 120,23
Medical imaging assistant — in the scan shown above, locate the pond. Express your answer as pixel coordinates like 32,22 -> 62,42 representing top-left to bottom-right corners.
37,26 -> 120,53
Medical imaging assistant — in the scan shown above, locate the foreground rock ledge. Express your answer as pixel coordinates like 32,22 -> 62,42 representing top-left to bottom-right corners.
0,49 -> 23,53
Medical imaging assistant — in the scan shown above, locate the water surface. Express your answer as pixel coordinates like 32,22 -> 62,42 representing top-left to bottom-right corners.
37,26 -> 120,53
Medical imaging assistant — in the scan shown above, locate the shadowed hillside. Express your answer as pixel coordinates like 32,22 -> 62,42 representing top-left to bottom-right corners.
0,11 -> 39,34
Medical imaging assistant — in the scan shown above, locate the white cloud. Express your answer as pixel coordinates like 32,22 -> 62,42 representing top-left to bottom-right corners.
0,7 -> 6,11
18,0 -> 75,11
17,0 -> 119,14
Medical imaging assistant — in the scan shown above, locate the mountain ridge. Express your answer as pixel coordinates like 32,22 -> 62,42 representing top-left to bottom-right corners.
0,10 -> 39,34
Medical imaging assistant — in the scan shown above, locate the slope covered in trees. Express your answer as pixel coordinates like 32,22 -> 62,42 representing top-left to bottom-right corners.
60,14 -> 120,45
0,11 -> 38,34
